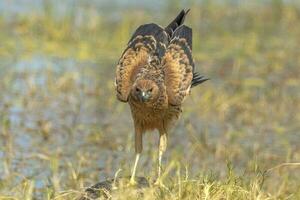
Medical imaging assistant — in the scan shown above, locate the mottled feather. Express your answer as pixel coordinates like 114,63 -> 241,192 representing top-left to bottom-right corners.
115,23 -> 168,102
163,25 -> 194,106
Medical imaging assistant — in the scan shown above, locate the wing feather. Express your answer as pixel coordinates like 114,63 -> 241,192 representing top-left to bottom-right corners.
115,23 -> 168,102
163,25 -> 194,106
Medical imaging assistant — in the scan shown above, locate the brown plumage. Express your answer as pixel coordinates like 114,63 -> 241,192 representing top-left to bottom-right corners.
115,9 -> 208,184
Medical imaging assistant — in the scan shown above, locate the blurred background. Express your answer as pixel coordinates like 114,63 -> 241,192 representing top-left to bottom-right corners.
0,0 -> 299,199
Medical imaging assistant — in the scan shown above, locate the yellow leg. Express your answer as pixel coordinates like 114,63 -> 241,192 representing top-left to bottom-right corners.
130,153 -> 140,185
155,134 -> 167,185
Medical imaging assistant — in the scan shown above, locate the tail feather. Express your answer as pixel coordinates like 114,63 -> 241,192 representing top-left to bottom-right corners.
165,9 -> 190,38
191,72 -> 209,87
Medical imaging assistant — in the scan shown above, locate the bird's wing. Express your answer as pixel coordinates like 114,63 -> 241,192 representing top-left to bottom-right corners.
163,25 -> 195,106
165,9 -> 190,39
115,23 -> 168,102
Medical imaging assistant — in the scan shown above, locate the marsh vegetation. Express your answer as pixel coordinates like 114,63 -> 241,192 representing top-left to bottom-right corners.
0,0 -> 299,199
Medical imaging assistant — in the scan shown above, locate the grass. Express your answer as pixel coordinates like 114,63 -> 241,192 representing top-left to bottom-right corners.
0,1 -> 300,199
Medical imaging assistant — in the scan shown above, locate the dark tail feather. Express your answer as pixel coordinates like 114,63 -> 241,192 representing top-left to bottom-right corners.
191,72 -> 209,87
165,9 -> 190,38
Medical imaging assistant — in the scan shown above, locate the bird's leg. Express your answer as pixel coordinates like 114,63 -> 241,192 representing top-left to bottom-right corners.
130,128 -> 142,185
155,133 -> 167,185
130,153 -> 140,185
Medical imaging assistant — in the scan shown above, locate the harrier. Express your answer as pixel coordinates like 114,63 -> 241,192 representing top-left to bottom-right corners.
115,9 -> 208,185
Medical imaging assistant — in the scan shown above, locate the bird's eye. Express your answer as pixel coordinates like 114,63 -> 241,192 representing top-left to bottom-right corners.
148,88 -> 153,92
136,87 -> 140,92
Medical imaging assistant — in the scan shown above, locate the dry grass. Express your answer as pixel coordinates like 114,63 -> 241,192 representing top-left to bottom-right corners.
0,1 -> 299,199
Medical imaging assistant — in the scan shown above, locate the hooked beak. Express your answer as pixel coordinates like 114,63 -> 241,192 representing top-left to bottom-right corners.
139,91 -> 150,102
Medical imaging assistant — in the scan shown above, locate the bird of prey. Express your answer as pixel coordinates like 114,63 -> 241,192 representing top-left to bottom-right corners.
115,9 -> 208,185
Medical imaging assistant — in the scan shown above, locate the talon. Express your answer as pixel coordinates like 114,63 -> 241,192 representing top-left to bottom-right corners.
129,178 -> 137,186
154,177 -> 162,185
154,178 -> 167,189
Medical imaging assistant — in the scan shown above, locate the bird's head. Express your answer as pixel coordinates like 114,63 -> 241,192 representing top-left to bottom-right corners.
131,79 -> 159,103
